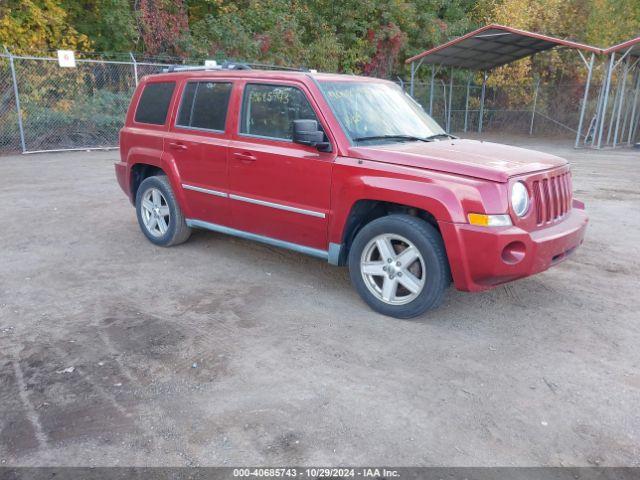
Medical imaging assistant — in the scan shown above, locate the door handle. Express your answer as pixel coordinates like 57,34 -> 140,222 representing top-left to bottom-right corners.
168,142 -> 188,150
233,152 -> 257,162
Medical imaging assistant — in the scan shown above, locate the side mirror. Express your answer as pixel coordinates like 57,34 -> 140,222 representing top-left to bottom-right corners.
293,119 -> 331,152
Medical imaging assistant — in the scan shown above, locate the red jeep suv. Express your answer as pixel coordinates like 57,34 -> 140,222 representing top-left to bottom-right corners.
115,67 -> 588,318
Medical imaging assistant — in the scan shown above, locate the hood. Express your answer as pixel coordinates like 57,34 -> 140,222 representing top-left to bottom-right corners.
349,139 -> 567,182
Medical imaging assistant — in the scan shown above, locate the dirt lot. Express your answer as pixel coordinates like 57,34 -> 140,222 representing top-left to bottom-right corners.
0,136 -> 639,467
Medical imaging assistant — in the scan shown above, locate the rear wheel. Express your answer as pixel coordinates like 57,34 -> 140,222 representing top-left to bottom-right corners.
136,175 -> 191,246
348,214 -> 450,318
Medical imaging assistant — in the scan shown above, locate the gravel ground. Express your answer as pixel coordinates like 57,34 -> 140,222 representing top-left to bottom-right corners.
0,136 -> 638,467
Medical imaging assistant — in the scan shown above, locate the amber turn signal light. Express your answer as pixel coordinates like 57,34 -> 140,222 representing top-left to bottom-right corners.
468,213 -> 512,227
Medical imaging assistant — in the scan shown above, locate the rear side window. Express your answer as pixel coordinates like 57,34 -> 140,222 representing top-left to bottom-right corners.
177,81 -> 232,131
134,82 -> 175,125
240,84 -> 319,140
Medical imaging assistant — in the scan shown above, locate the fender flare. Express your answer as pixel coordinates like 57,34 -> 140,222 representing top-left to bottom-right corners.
127,147 -> 192,218
329,175 -> 466,245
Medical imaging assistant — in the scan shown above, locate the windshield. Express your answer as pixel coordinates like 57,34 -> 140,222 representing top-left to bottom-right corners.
318,80 -> 445,145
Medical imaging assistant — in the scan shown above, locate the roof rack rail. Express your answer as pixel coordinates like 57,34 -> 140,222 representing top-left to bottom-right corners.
161,60 -> 310,73
244,62 -> 310,72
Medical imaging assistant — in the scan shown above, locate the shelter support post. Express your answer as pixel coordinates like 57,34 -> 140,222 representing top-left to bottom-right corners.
575,53 -> 595,148
607,62 -> 624,145
627,69 -> 640,145
529,77 -> 540,136
410,61 -> 415,97
464,74 -> 471,132
619,58 -> 639,140
620,67 -> 635,141
478,71 -> 487,134
429,66 -> 436,115
613,57 -> 630,147
590,69 -> 605,147
597,52 -> 616,149
4,46 -> 26,153
447,67 -> 453,132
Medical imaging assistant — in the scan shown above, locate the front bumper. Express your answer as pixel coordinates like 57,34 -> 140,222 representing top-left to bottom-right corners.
440,200 -> 588,292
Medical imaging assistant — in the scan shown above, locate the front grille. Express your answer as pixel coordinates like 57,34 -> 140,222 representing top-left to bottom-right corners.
531,172 -> 572,225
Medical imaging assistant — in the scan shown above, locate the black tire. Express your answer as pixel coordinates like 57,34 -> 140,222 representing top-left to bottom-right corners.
135,175 -> 191,247
348,214 -> 450,319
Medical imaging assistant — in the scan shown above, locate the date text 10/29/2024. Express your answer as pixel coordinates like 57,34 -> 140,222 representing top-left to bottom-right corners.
233,468 -> 400,477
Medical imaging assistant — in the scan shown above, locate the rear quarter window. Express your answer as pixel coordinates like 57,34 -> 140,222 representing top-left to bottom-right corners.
134,82 -> 176,125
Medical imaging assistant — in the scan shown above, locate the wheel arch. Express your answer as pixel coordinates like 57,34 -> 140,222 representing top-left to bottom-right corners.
130,163 -> 164,202
331,199 -> 444,266
127,149 -> 191,218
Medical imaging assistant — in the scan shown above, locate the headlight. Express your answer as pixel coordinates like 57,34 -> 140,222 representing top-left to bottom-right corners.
511,181 -> 529,217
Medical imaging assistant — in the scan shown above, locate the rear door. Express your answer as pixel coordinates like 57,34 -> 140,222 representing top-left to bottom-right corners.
228,81 -> 335,251
166,78 -> 233,225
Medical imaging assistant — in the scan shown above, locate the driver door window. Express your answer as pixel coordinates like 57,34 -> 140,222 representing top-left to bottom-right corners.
240,84 -> 320,141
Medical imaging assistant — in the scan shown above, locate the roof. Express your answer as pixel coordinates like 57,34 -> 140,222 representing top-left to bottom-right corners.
405,24 -> 602,70
604,37 -> 640,57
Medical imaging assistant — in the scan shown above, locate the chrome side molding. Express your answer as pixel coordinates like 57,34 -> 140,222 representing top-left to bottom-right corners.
229,194 -> 326,218
182,184 -> 326,218
181,184 -> 227,198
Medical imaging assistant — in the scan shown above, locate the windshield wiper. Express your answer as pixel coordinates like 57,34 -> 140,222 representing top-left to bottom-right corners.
423,133 -> 458,140
353,134 -> 433,143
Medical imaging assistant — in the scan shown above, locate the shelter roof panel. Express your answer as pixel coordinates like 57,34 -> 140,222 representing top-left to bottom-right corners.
406,24 -> 602,70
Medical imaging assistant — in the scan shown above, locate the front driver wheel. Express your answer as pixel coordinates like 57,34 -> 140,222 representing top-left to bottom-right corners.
348,214 -> 450,319
136,175 -> 191,247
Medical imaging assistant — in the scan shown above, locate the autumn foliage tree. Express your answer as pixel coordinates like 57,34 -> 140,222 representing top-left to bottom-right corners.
0,0 -> 638,79
0,0 -> 90,54
139,0 -> 189,56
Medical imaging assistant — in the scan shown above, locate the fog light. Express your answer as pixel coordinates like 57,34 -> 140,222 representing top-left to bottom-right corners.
468,213 -> 512,227
501,241 -> 526,264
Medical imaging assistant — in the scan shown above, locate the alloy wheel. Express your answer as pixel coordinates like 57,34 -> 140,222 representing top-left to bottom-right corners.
360,233 -> 426,305
141,187 -> 170,237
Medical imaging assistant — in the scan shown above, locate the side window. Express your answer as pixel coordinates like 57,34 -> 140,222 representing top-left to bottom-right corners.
240,84 -> 319,141
134,82 -> 175,125
176,81 -> 232,131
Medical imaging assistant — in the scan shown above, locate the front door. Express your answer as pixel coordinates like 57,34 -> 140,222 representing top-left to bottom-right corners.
228,82 -> 334,251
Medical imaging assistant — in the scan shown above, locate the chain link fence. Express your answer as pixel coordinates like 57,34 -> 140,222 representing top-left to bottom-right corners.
1,51 -> 636,154
0,52 -> 171,154
0,55 -> 21,153
404,80 -> 606,140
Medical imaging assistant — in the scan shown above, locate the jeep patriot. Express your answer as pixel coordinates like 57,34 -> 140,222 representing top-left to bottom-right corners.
115,67 -> 588,318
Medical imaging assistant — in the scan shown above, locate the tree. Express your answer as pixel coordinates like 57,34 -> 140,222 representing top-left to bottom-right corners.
0,0 -> 90,54
139,0 -> 189,56
61,0 -> 138,54
182,0 -> 476,77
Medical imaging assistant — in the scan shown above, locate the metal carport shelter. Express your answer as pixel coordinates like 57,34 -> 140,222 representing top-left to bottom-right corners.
593,37 -> 640,148
405,24 -> 602,146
